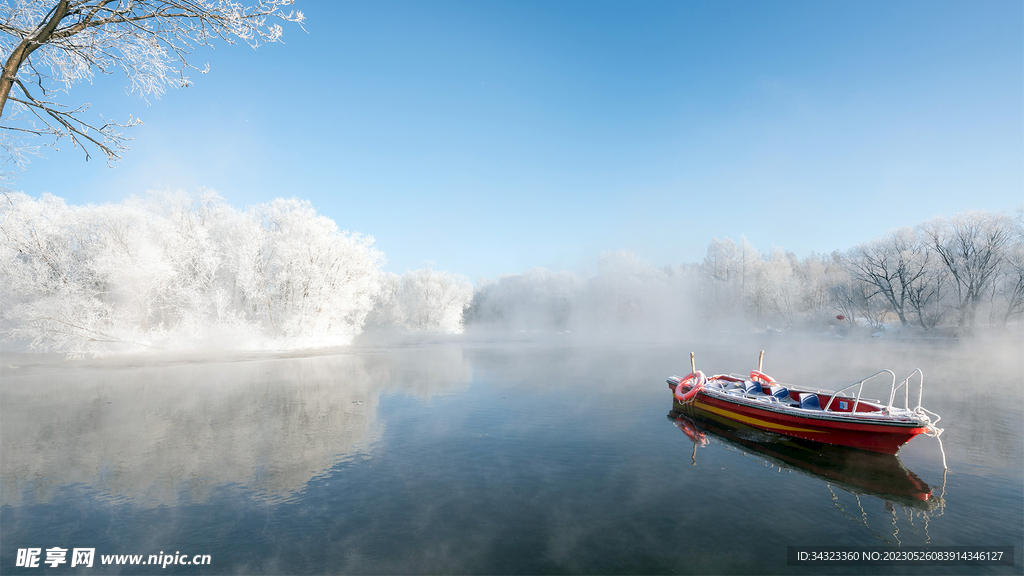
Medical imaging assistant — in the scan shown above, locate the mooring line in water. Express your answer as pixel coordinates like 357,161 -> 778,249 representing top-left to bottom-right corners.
935,434 -> 948,470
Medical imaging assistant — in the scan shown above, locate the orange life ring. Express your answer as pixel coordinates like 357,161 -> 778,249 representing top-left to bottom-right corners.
749,370 -> 776,386
674,370 -> 707,402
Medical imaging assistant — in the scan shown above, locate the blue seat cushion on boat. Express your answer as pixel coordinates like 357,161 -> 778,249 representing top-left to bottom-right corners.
769,385 -> 790,401
705,380 -> 725,390
800,392 -> 821,410
744,381 -> 764,395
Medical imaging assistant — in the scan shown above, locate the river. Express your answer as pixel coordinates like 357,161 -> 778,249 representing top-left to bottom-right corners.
2,336 -> 1021,574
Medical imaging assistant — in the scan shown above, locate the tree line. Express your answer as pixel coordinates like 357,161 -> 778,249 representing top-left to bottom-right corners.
697,210 -> 1023,333
0,191 -> 473,355
1,191 -> 1020,355
466,209 -> 1023,337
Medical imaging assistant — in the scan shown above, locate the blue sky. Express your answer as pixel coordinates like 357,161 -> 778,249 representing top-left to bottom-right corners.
12,0 -> 1024,281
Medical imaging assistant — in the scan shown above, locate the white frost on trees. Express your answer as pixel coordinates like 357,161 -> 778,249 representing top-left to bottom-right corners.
690,210 -> 1023,333
0,192 -> 122,351
367,267 -> 473,334
846,227 -> 937,328
920,211 -> 1015,331
254,198 -> 383,346
0,191 -> 383,354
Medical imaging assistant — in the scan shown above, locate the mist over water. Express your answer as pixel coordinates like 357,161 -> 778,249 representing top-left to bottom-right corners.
2,336 -> 1021,574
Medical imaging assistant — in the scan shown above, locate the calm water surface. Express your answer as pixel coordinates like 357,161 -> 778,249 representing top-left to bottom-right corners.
2,338 -> 1022,574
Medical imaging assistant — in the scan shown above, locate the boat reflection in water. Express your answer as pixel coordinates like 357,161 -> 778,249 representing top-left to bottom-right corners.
670,400 -> 947,544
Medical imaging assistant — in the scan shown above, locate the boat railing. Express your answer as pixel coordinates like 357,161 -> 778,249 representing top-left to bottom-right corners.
888,368 -> 946,468
823,370 -> 896,413
889,368 -> 924,411
791,387 -> 881,404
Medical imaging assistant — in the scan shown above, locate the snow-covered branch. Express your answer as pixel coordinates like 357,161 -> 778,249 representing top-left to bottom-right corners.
0,0 -> 304,165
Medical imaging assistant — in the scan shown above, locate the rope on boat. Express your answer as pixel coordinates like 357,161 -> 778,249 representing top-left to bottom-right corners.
915,406 -> 947,470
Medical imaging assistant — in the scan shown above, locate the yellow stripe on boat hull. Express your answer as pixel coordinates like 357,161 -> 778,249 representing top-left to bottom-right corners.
695,401 -> 828,434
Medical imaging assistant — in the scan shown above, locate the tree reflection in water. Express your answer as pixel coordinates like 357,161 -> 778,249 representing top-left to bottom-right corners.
1,347 -> 472,507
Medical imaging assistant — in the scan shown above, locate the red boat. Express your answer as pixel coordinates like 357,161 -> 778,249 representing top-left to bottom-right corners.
667,353 -> 945,457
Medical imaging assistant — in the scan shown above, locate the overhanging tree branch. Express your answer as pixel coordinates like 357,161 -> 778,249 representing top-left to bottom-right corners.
0,0 -> 304,166
0,1 -> 70,116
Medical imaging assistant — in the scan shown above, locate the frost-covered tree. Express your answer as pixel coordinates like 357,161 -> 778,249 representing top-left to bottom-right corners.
0,191 -> 384,354
368,267 -> 473,334
990,212 -> 1024,327
0,0 -> 303,164
699,237 -> 763,322
0,191 -> 120,352
846,227 -> 933,328
700,237 -> 739,319
920,211 -> 1014,331
903,251 -> 947,330
996,242 -> 1024,326
829,274 -> 864,325
755,248 -> 802,326
795,251 -> 845,321
699,238 -> 847,328
255,198 -> 383,344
